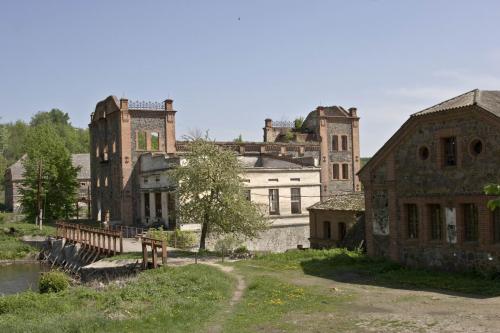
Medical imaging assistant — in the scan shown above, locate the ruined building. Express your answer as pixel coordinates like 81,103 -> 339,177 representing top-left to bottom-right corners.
359,89 -> 500,271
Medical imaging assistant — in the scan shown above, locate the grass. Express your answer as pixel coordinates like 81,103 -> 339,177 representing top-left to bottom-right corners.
243,248 -> 500,297
0,212 -> 56,260
0,264 -> 234,333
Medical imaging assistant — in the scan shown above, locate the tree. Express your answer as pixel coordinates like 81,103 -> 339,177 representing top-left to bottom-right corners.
172,138 -> 269,249
485,184 -> 500,211
294,116 -> 304,130
20,124 -> 79,222
233,134 -> 243,143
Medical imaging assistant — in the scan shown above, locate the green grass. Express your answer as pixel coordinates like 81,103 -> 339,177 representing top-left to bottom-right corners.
240,249 -> 500,297
0,264 -> 234,333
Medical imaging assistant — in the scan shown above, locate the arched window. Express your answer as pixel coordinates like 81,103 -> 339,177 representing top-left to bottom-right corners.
323,221 -> 332,239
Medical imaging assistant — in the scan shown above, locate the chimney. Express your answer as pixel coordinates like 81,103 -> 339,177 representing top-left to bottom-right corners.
164,99 -> 174,111
349,107 -> 357,117
265,118 -> 272,128
120,98 -> 128,111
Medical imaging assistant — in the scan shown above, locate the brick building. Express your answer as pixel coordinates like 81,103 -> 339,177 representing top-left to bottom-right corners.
359,89 -> 500,271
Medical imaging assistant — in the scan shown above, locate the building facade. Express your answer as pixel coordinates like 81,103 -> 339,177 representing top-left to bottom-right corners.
359,89 -> 500,271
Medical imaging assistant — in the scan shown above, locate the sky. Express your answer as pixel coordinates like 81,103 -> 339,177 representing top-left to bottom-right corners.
1,0 -> 500,156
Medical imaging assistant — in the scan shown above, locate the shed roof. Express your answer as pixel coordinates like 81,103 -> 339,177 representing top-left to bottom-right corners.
308,192 -> 365,211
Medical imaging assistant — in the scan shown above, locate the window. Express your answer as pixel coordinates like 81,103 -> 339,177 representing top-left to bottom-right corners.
470,139 -> 483,156
96,146 -> 100,158
268,178 -> 278,182
244,189 -> 251,201
429,204 -> 443,240
269,189 -> 280,215
342,164 -> 349,179
151,132 -> 159,150
331,136 -> 339,151
144,193 -> 150,218
144,177 -> 148,184
155,176 -> 160,182
332,164 -> 339,180
338,222 -> 347,241
323,221 -> 331,239
167,192 -> 176,226
137,131 -> 147,150
290,188 -> 301,214
406,204 -> 419,239
341,135 -> 348,151
442,137 -> 457,166
419,146 -> 429,160
463,204 -> 478,241
290,178 -> 300,182
155,192 -> 162,217
104,177 -> 108,187
112,140 -> 116,153
493,209 -> 500,243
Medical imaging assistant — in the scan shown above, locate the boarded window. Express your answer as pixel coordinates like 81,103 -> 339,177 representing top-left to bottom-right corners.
429,204 -> 443,240
269,189 -> 280,215
323,221 -> 331,239
406,204 -> 419,239
338,222 -> 347,241
144,193 -> 150,218
291,188 -> 301,214
331,136 -> 339,151
442,136 -> 457,166
493,209 -> 500,243
463,203 -> 479,241
342,164 -> 349,179
137,132 -> 147,150
332,164 -> 339,179
341,135 -> 348,151
151,132 -> 159,150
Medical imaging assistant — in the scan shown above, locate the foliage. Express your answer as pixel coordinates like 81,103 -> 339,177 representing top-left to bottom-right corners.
0,265 -> 232,333
233,134 -> 243,143
293,116 -> 304,130
20,124 -> 79,221
172,138 -> 269,249
282,131 -> 295,142
485,184 -> 500,211
214,234 -> 242,254
39,271 -> 70,293
146,228 -> 197,249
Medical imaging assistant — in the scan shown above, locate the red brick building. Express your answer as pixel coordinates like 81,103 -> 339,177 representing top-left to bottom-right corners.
359,89 -> 500,271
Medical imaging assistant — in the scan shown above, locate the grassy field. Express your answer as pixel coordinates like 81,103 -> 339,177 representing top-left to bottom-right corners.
0,264 -> 233,333
0,213 -> 56,260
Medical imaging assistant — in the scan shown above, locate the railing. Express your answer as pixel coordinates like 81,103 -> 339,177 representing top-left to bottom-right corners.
141,237 -> 167,269
128,100 -> 165,111
56,222 -> 123,255
109,225 -> 146,239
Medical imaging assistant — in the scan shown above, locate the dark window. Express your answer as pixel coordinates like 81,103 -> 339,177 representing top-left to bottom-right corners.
269,189 -> 280,215
323,221 -> 331,239
332,164 -> 339,179
419,146 -> 429,160
244,189 -> 251,201
493,209 -> 500,243
144,193 -> 150,218
442,136 -> 457,166
137,132 -> 147,150
470,139 -> 483,156
463,204 -> 479,241
341,135 -> 348,151
291,188 -> 301,214
331,136 -> 339,151
167,192 -> 176,227
338,222 -> 347,241
342,164 -> 349,179
406,204 -> 419,239
429,204 -> 443,240
155,192 -> 162,217
151,132 -> 159,150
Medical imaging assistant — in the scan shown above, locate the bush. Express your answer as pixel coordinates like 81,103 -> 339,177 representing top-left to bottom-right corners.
39,271 -> 70,293
214,235 -> 242,255
147,228 -> 197,249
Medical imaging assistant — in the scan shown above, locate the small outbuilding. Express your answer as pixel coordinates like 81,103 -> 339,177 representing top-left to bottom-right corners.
308,192 -> 365,249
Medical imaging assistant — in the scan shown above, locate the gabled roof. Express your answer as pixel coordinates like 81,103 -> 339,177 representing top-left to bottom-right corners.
308,192 -> 365,211
412,89 -> 500,118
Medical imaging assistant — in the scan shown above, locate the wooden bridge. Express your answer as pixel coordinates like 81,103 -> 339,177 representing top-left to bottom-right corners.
56,221 -> 123,255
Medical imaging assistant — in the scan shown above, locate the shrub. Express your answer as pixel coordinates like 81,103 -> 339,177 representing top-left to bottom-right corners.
214,235 -> 242,255
147,228 -> 197,249
39,271 -> 70,293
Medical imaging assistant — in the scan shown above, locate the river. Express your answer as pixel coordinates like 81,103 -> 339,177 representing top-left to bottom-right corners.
0,263 -> 48,296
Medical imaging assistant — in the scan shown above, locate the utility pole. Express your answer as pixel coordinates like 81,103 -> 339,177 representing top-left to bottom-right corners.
36,159 -> 43,230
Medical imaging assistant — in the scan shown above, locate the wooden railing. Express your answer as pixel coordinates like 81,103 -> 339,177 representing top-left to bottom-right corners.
56,222 -> 123,255
109,225 -> 146,239
141,237 -> 167,269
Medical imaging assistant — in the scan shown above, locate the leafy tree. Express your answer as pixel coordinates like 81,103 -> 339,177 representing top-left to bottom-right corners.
294,116 -> 304,130
172,138 -> 269,249
485,184 -> 500,211
233,134 -> 243,143
30,109 -> 70,127
20,124 -> 79,222
3,120 -> 30,162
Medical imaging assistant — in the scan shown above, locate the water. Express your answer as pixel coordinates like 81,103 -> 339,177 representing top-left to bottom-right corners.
0,263 -> 48,296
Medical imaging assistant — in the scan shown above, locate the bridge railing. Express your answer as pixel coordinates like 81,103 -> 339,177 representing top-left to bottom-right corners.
141,237 -> 167,269
56,221 -> 123,255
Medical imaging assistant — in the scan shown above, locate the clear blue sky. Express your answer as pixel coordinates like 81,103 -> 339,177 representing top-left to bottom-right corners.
1,1 -> 500,156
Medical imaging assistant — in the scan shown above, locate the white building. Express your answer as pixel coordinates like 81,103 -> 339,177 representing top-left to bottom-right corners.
138,153 -> 321,252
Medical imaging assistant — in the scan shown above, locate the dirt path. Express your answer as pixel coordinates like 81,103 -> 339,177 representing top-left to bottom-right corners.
203,262 -> 246,333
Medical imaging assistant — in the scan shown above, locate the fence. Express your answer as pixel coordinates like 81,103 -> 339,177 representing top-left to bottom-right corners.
141,237 -> 167,269
56,221 -> 123,255
109,225 -> 146,239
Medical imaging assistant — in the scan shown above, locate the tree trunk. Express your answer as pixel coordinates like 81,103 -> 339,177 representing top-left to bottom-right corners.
199,218 -> 208,250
